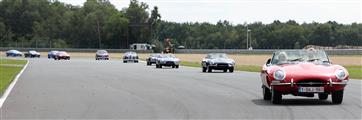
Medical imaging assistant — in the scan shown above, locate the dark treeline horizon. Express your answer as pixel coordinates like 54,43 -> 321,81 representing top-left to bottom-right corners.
1,0 -> 361,50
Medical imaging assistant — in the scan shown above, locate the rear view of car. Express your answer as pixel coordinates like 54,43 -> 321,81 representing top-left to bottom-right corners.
24,50 -> 40,58
155,54 -> 180,68
123,52 -> 138,63
95,50 -> 109,60
6,50 -> 23,57
54,51 -> 70,60
48,51 -> 59,59
146,53 -> 161,65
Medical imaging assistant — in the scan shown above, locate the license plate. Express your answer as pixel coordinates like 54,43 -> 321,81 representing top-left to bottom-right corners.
298,87 -> 324,93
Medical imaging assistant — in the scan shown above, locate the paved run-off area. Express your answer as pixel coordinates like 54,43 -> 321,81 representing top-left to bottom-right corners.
1,58 -> 361,119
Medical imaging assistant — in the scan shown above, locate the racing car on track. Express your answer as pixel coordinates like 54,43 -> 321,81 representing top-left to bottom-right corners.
201,53 -> 235,73
95,50 -> 109,60
123,52 -> 138,63
260,49 -> 349,104
146,53 -> 161,65
48,51 -> 59,59
6,50 -> 23,57
54,51 -> 70,60
24,50 -> 40,58
155,54 -> 180,68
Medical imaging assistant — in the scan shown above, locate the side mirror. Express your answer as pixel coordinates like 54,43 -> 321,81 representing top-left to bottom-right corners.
266,58 -> 271,65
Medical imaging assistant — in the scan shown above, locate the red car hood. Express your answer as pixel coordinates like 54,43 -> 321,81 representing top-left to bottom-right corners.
274,62 -> 346,82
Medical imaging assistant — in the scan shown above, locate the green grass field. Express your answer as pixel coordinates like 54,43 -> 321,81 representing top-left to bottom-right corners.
180,61 -> 361,79
0,59 -> 27,95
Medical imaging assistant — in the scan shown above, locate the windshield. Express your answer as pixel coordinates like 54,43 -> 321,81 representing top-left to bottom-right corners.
271,50 -> 329,64
97,50 -> 108,54
161,54 -> 176,58
209,53 -> 228,59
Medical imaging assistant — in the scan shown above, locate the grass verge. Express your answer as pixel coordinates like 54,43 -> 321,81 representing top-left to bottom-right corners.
0,59 -> 27,95
180,61 -> 362,79
345,66 -> 362,80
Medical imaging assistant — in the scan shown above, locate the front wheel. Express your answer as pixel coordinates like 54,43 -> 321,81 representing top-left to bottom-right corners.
318,93 -> 328,100
207,66 -> 212,72
229,67 -> 234,73
175,65 -> 179,68
332,90 -> 343,104
202,67 -> 207,72
271,88 -> 282,104
263,86 -> 271,100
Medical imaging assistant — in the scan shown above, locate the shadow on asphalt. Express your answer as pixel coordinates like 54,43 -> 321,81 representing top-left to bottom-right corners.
251,99 -> 335,106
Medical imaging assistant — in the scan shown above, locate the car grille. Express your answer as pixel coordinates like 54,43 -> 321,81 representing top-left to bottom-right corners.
166,61 -> 174,65
296,80 -> 326,87
217,63 -> 228,67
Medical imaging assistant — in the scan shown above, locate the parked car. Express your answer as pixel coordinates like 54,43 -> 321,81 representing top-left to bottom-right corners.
201,53 -> 235,73
155,54 -> 180,68
260,50 -> 349,104
5,50 -> 23,57
54,51 -> 70,60
123,52 -> 138,63
48,51 -> 59,59
95,50 -> 109,60
24,50 -> 40,58
146,53 -> 161,65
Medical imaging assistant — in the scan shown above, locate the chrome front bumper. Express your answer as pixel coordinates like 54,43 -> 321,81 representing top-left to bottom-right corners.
271,79 -> 348,87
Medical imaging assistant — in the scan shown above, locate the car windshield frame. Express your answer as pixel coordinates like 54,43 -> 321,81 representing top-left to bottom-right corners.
271,50 -> 330,65
97,50 -> 108,54
208,53 -> 229,59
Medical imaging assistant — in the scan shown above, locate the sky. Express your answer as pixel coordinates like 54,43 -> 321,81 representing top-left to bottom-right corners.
58,0 -> 362,24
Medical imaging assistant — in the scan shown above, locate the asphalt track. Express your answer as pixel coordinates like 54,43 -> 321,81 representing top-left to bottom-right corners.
1,58 -> 361,119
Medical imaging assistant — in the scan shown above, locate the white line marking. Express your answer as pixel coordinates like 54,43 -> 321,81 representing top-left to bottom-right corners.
0,60 -> 29,108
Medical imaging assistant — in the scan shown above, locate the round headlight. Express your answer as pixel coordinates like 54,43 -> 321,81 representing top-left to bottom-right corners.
335,69 -> 346,80
273,70 -> 285,81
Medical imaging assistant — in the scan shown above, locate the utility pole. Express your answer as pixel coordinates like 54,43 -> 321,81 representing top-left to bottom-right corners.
246,26 -> 248,49
97,19 -> 101,49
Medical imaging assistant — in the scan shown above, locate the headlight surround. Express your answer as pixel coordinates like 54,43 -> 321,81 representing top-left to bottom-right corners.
273,69 -> 286,81
335,69 -> 346,80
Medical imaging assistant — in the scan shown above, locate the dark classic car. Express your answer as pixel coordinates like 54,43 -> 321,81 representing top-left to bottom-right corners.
24,50 -> 41,58
146,53 -> 161,65
54,51 -> 70,60
201,53 -> 235,73
6,50 -> 23,57
95,50 -> 109,60
123,52 -> 139,63
155,54 -> 180,68
48,51 -> 59,59
260,49 -> 349,104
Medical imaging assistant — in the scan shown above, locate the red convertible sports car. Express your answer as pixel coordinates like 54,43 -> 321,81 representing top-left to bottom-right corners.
260,49 -> 349,104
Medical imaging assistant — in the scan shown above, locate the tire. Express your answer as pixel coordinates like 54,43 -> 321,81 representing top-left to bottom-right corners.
263,86 -> 272,100
123,61 -> 127,63
332,90 -> 343,104
223,69 -> 227,72
318,93 -> 328,100
207,66 -> 212,73
176,65 -> 179,68
229,67 -> 234,73
159,65 -> 162,68
271,88 -> 282,104
147,62 -> 150,66
172,65 -> 175,68
202,67 -> 207,72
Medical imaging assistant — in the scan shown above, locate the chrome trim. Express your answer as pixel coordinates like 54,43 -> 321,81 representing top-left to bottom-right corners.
291,78 -> 294,87
329,78 -> 333,87
331,80 -> 348,85
271,81 -> 291,86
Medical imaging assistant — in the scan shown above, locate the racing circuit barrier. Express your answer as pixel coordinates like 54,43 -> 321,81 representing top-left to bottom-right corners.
175,49 -> 362,55
0,47 -> 153,53
1,47 -> 361,55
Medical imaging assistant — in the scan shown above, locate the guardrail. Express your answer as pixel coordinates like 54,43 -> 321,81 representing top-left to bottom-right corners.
175,49 -> 362,55
1,48 -> 361,55
0,47 -> 153,53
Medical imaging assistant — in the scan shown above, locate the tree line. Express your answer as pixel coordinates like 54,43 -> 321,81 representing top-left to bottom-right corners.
1,0 -> 361,50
